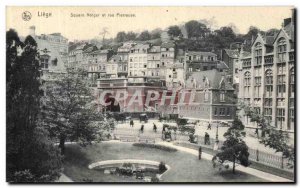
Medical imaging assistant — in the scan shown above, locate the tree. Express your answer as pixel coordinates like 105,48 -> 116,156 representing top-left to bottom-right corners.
6,30 -> 62,182
126,31 -> 137,41
239,102 -> 295,168
212,118 -> 250,173
116,31 -> 127,43
167,25 -> 182,38
138,30 -> 151,41
150,28 -> 162,39
185,20 -> 210,39
42,67 -> 112,154
266,28 -> 280,36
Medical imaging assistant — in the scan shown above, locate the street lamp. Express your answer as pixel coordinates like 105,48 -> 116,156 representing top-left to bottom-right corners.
214,122 -> 219,151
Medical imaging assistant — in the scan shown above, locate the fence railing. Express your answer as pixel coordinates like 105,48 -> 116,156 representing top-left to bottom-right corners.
112,129 -> 293,171
174,133 -> 293,171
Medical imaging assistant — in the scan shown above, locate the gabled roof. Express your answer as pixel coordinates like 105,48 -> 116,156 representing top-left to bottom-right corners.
108,54 -> 122,63
224,49 -> 239,58
185,69 -> 234,90
148,45 -> 161,52
217,61 -> 229,69
161,41 -> 175,48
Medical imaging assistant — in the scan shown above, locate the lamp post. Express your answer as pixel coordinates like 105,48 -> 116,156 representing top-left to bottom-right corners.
214,122 -> 219,151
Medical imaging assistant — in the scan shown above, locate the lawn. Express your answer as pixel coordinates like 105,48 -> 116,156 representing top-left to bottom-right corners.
63,142 -> 268,182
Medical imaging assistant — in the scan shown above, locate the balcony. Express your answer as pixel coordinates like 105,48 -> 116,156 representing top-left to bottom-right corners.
242,58 -> 251,68
264,55 -> 273,65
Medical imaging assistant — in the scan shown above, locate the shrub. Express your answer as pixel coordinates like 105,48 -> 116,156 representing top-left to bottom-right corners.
151,176 -> 160,182
132,143 -> 177,152
158,162 -> 167,173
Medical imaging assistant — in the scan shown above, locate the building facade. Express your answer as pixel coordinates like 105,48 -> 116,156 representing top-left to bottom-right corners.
128,43 -> 150,83
178,69 -> 236,122
238,14 -> 295,134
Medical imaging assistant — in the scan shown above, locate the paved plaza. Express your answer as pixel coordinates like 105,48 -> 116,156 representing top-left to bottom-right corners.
114,119 -> 279,154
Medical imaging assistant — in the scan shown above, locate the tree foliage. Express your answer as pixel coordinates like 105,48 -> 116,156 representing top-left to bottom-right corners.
212,118 -> 250,173
185,20 -> 210,39
6,29 -> 62,182
126,31 -> 137,41
239,102 -> 294,168
116,31 -> 127,43
138,30 -> 151,41
42,67 -> 114,154
167,25 -> 182,38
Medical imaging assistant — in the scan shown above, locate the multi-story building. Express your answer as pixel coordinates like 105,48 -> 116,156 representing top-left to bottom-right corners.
147,45 -> 161,80
186,51 -> 218,72
178,69 -> 236,123
221,49 -> 239,84
128,43 -> 150,83
160,42 -> 176,76
107,54 -> 128,78
221,48 -> 251,94
238,12 -> 295,135
87,49 -> 113,85
166,63 -> 185,89
30,26 -> 68,65
29,26 -> 66,80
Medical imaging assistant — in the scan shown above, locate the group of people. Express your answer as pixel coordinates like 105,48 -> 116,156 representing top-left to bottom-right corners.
128,120 -> 211,145
129,120 -> 157,134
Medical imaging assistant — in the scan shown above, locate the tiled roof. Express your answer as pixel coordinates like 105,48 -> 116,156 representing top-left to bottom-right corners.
148,45 -> 161,52
161,41 -> 175,48
224,49 -> 239,58
217,61 -> 229,69
186,69 -> 234,90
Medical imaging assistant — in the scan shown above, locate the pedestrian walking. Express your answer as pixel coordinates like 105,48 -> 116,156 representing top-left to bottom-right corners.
153,123 -> 157,132
140,124 -> 144,133
130,120 -> 134,127
207,123 -> 211,130
204,132 -> 210,145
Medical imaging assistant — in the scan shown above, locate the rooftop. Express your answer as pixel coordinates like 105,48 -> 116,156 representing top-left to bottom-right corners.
186,69 -> 234,90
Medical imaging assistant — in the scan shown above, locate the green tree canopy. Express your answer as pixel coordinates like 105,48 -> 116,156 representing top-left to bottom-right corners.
42,67 -> 113,154
138,30 -> 151,41
212,118 -> 250,173
185,20 -> 210,39
116,31 -> 127,43
167,25 -> 182,38
6,30 -> 62,182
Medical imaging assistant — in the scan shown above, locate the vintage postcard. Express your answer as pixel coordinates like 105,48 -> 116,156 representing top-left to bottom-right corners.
6,6 -> 295,183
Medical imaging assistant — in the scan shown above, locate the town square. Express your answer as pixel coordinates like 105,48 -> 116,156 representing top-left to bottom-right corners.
6,6 -> 295,183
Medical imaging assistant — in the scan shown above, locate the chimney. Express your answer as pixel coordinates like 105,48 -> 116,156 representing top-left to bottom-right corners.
29,26 -> 36,38
291,8 -> 295,26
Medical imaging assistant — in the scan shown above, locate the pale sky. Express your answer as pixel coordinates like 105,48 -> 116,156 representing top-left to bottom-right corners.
6,6 -> 293,41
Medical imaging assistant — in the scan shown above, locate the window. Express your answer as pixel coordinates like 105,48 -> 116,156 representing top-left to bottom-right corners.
220,91 -> 225,102
277,38 -> 287,62
52,58 -> 58,66
289,109 -> 294,130
290,67 -> 295,98
254,42 -> 262,65
173,72 -> 177,79
244,71 -> 251,97
227,108 -> 231,116
219,108 -> 225,116
40,56 -> 49,69
204,91 -> 209,102
214,108 -> 218,116
276,108 -> 285,128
